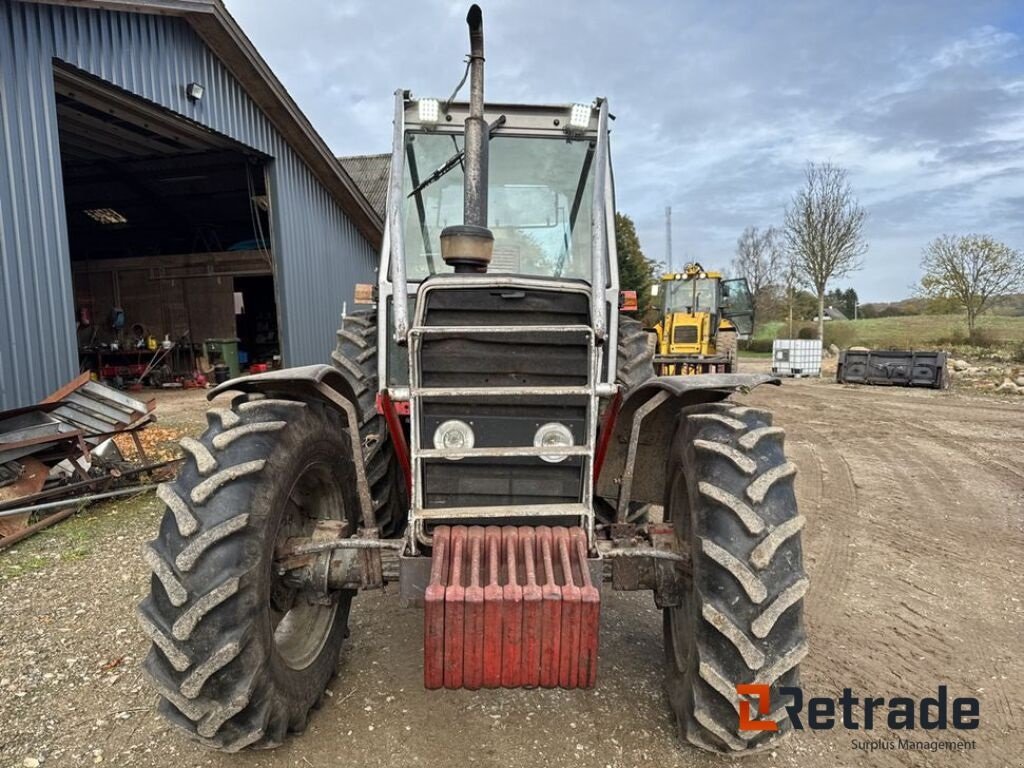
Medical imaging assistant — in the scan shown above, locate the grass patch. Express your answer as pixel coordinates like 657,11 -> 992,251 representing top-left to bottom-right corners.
753,314 -> 1024,353
1,553 -> 52,579
0,490 -> 161,582
753,321 -> 784,341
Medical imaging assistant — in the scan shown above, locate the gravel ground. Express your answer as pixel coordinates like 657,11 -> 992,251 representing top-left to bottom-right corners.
1,379 -> 1021,768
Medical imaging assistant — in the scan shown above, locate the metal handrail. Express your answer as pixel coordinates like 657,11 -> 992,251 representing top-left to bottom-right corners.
418,445 -> 590,459
409,324 -> 594,336
413,386 -> 593,398
415,503 -> 591,521
388,90 -> 409,343
590,98 -> 610,341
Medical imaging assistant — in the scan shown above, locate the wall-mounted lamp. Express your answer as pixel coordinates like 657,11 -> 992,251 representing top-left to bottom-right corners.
185,82 -> 205,102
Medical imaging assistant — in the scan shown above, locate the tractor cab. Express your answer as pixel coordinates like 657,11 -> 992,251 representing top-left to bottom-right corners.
377,91 -> 622,552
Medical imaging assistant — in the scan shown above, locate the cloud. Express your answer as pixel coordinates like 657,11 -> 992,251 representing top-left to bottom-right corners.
225,0 -> 1024,301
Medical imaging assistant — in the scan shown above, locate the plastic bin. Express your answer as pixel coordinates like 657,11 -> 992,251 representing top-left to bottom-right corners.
205,338 -> 241,380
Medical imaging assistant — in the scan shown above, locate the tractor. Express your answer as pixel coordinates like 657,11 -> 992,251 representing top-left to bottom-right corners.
653,263 -> 754,375
138,6 -> 807,756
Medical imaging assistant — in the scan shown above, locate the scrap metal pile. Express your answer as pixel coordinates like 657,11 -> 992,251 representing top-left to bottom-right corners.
0,373 -> 177,549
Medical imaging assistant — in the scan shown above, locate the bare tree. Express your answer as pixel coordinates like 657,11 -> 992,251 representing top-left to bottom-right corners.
919,234 -> 1024,341
732,225 -> 783,329
783,252 -> 800,339
783,162 -> 867,340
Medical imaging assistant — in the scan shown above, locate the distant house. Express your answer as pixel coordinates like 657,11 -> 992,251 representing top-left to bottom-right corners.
813,306 -> 849,322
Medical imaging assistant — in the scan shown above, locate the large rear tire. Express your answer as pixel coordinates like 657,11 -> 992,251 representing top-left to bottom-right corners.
663,401 -> 807,753
616,315 -> 655,393
138,395 -> 358,751
331,309 -> 407,537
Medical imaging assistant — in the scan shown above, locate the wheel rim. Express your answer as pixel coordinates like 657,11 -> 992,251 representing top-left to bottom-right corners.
270,460 -> 344,671
665,461 -> 696,675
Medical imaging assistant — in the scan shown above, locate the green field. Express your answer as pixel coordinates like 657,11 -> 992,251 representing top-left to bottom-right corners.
753,314 -> 1024,350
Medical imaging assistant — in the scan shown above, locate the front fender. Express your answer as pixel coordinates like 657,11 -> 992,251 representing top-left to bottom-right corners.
207,364 -> 375,528
596,374 -> 780,511
208,364 -> 361,410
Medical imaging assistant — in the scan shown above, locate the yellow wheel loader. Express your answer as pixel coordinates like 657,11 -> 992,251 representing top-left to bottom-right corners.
653,263 -> 754,374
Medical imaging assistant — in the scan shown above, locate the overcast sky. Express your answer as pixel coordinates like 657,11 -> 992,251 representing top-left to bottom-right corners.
225,1 -> 1024,302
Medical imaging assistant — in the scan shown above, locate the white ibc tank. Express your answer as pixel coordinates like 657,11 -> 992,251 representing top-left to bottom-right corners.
771,339 -> 822,377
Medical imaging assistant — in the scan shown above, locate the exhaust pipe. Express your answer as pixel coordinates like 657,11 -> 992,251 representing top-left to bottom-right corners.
439,4 -> 494,273
464,4 -> 486,228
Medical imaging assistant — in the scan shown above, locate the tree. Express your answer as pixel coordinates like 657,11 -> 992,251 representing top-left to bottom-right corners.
615,212 -> 659,317
732,225 -> 783,330
825,287 -> 859,318
842,288 -> 859,319
783,162 -> 867,340
919,234 -> 1024,340
782,253 -> 801,337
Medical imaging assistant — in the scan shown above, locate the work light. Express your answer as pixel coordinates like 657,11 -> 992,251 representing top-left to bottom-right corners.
418,98 -> 441,124
534,422 -> 574,463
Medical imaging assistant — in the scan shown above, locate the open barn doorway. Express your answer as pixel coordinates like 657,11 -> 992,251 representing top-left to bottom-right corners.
55,63 -> 278,389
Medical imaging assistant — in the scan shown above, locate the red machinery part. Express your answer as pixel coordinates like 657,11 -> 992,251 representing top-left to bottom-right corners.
424,525 -> 600,690
376,392 -> 412,494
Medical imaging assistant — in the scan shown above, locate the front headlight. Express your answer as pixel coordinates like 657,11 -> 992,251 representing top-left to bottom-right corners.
433,419 -> 474,460
534,422 -> 574,463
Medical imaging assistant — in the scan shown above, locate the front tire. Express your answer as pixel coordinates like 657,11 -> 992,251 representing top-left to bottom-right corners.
138,395 -> 358,751
663,401 -> 807,753
717,329 -> 738,373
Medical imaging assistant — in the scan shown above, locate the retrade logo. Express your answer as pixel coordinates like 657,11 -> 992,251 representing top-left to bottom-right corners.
736,685 -> 980,733
736,684 -> 778,732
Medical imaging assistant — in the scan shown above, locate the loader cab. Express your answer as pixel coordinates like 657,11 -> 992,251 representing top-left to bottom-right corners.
652,265 -> 754,375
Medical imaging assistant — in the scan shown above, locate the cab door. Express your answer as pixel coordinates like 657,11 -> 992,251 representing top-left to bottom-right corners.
720,278 -> 754,337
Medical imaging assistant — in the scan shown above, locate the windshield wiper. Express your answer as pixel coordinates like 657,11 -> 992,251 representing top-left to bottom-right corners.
407,115 -> 507,198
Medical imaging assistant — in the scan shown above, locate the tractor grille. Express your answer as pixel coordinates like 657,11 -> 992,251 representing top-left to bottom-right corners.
673,325 -> 698,345
419,287 -> 590,388
409,283 -> 596,523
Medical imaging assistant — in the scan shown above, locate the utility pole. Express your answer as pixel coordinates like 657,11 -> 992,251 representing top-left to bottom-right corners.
665,205 -> 673,273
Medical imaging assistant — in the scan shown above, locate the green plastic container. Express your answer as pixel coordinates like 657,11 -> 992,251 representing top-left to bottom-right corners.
205,338 -> 241,380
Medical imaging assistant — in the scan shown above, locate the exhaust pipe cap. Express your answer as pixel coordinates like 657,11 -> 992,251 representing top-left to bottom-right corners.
440,224 -> 494,273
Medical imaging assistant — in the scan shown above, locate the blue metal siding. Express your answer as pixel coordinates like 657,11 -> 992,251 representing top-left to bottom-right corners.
0,2 -> 376,410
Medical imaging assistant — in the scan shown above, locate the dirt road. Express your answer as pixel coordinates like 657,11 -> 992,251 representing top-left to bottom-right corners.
1,379 -> 1021,767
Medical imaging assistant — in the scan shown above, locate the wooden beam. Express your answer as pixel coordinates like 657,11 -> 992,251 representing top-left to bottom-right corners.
40,372 -> 92,404
69,249 -> 271,275
54,65 -> 240,152
56,103 -> 180,156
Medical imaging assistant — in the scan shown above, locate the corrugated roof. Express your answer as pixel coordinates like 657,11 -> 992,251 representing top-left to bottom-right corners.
338,154 -> 390,221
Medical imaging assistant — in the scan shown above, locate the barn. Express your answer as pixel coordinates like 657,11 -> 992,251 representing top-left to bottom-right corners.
0,0 -> 383,409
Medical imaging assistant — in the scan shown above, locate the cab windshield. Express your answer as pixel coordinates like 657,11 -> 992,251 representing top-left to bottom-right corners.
663,278 -> 719,314
400,133 -> 595,281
